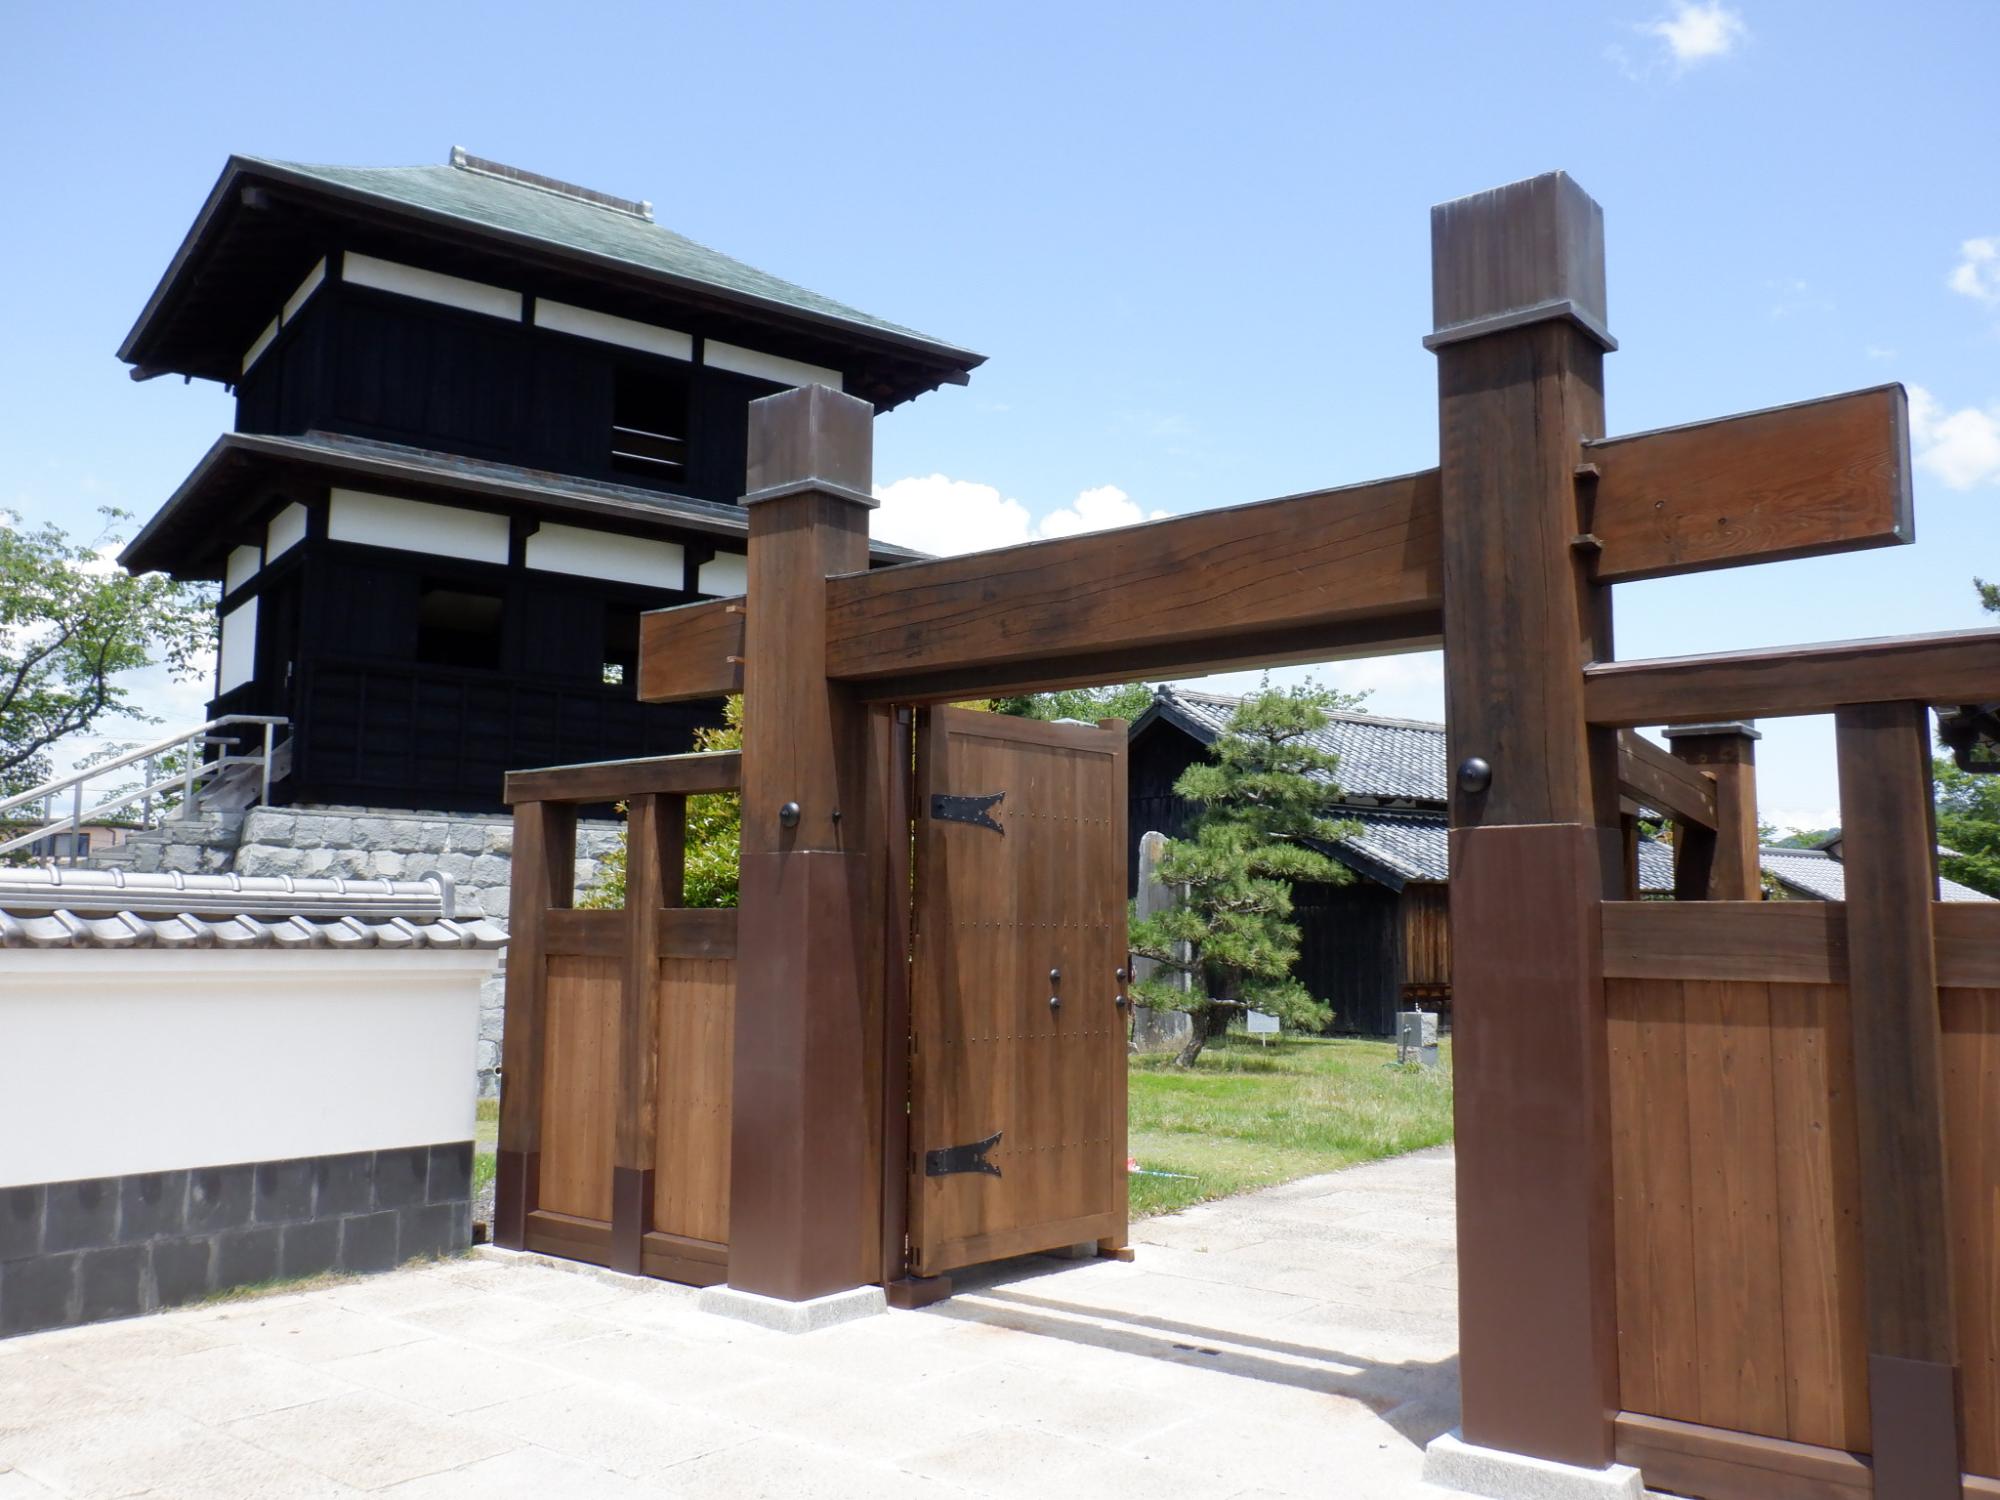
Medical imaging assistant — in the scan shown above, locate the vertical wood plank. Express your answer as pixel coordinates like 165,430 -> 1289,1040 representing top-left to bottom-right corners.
1608,978 -> 1703,1424
1098,716 -> 1131,1259
879,708 -> 914,1287
653,954 -> 735,1247
538,955 -> 618,1222
495,799 -> 575,1249
1683,978 -> 1789,1438
1943,987 -> 2000,1479
611,794 -> 667,1273
1769,982 -> 1871,1451
1835,700 -> 1962,1496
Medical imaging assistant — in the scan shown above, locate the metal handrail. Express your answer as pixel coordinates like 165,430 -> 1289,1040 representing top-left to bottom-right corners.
0,716 -> 289,863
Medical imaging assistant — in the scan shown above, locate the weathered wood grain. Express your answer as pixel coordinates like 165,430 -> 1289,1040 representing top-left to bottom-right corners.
827,470 -> 1446,697
636,596 -> 743,703
908,708 -> 1126,1278
1942,986 -> 2000,1481
1584,385 -> 1910,583
537,955 -> 618,1224
1618,729 -> 1718,828
1602,901 -> 1847,984
503,749 -> 740,806
1768,983 -> 1870,1452
1836,702 -> 1963,1494
1584,627 -> 2000,727
1613,1412 -> 1873,1500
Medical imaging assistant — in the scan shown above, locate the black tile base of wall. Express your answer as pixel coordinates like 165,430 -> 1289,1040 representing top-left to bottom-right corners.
0,1142 -> 474,1339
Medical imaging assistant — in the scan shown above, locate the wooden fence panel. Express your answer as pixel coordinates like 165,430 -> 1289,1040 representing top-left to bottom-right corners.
539,955 -> 619,1224
653,955 -> 735,1249
1944,985 -> 2000,1480
1607,976 -> 1870,1452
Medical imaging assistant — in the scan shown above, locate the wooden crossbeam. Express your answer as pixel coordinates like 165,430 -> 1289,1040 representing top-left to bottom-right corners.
823,471 -> 1443,699
637,597 -> 744,702
1615,728 -> 1717,828
502,749 -> 742,805
1583,627 -> 2000,727
636,384 -> 1912,705
1582,384 -> 1910,583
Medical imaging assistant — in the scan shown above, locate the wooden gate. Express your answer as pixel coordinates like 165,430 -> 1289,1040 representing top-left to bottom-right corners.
494,750 -> 740,1286
904,707 -> 1129,1280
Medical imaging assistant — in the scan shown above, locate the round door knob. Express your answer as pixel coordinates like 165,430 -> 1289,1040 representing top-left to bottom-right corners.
1115,966 -> 1128,982
1048,995 -> 1062,1011
1049,968 -> 1062,985
1114,993 -> 1130,1009
778,801 -> 802,828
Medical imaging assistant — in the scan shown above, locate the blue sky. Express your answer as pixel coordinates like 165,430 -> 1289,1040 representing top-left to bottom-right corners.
3,1 -> 1995,830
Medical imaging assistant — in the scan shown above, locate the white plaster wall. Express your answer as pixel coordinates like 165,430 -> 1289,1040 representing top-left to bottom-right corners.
534,299 -> 692,362
525,522 -> 684,589
703,340 -> 843,392
342,252 -> 522,322
224,545 -> 261,594
265,502 -> 308,559
327,489 -> 511,566
283,258 -> 327,324
240,317 -> 279,374
697,552 -> 748,596
0,950 -> 492,1187
217,597 -> 258,693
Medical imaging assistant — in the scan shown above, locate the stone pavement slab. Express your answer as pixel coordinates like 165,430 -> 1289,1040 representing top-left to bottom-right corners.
0,1147 -> 1530,1499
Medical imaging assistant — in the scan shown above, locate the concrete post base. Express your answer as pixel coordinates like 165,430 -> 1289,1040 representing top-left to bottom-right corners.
1423,1432 -> 1645,1499
696,1282 -> 887,1334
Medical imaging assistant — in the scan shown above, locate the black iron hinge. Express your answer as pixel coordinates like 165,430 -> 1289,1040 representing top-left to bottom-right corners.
925,1130 -> 1003,1178
930,790 -> 1004,834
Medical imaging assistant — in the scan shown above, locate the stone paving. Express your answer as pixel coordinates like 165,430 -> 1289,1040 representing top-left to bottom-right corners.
0,1149 -> 1468,1499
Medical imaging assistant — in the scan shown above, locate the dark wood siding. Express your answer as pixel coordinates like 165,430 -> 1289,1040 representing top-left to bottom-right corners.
212,535 -> 723,815
1128,716 -> 1408,1037
1294,880 -> 1404,1037
234,285 -> 784,509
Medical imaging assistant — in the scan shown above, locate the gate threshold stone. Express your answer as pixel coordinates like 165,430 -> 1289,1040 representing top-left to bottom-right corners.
697,1282 -> 887,1333
1423,1431 -> 1645,1498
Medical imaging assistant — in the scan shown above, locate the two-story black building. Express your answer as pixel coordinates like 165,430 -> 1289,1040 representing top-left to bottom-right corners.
118,148 -> 981,813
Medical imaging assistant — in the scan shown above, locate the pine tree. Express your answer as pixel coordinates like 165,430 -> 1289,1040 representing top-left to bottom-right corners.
1129,682 -> 1361,1066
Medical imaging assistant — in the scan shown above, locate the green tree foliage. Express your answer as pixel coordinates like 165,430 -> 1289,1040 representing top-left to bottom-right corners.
1128,682 -> 1363,1066
990,682 -> 1157,723
0,509 -> 214,796
1934,574 -> 2000,896
580,697 -> 743,909
1937,756 -> 2000,897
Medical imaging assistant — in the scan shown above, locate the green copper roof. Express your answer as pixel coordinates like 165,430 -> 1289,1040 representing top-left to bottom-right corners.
238,152 -> 948,349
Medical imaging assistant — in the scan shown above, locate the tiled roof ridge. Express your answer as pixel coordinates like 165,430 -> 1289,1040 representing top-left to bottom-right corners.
236,154 -> 948,349
1157,686 -> 1444,734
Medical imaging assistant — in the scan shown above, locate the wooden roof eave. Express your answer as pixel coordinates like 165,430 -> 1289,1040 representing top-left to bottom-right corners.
118,432 -> 924,580
118,158 -> 985,405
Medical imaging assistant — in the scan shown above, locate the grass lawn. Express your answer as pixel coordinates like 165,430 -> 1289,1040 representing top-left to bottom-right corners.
474,1096 -> 497,1200
1128,1033 -> 1454,1218
468,1036 -> 1451,1224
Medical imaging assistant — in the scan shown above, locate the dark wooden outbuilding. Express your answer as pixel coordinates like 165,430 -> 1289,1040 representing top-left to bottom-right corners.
117,149 -> 982,813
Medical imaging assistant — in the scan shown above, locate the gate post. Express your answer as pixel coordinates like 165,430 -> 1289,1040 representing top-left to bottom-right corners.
1425,175 -> 1624,1474
725,384 -> 886,1303
1665,720 -> 1761,900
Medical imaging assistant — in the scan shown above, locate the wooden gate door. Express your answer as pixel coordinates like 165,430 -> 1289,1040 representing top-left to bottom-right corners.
906,707 -> 1129,1279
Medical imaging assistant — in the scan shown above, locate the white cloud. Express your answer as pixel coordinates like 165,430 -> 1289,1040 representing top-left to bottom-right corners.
1949,237 -> 2000,307
1181,652 -> 1446,725
1643,1 -> 1747,67
871,474 -> 1167,556
1909,385 -> 2000,490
